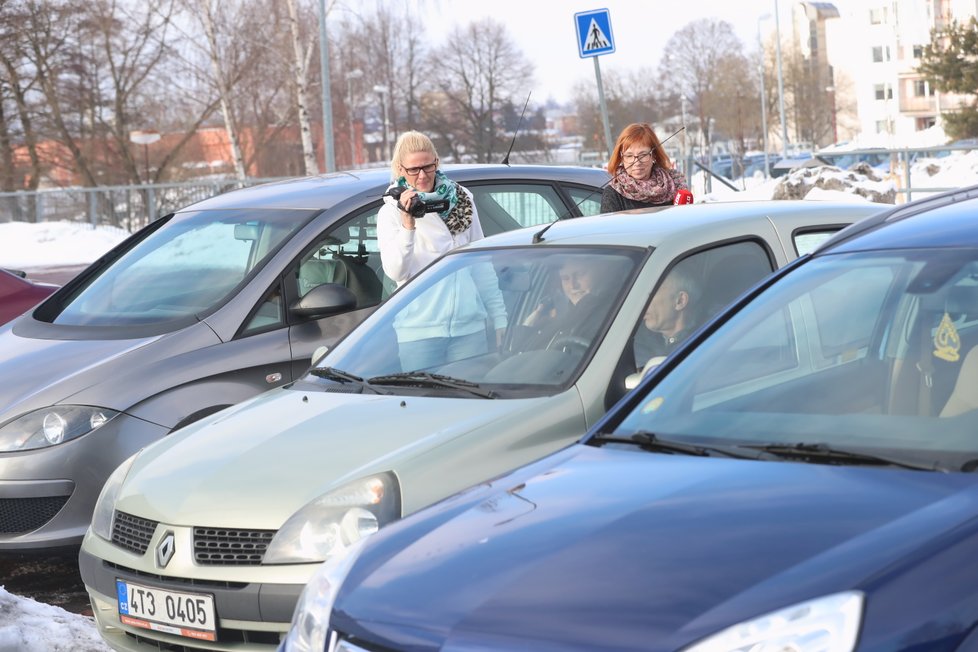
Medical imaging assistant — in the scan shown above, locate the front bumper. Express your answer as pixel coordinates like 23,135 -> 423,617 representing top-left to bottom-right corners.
80,526 -> 312,652
0,414 -> 168,551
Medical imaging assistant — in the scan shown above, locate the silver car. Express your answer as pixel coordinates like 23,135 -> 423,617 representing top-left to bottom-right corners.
0,165 -> 608,552
77,199 -> 887,652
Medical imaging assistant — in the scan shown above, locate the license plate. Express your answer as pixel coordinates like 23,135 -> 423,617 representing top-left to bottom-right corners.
116,579 -> 217,642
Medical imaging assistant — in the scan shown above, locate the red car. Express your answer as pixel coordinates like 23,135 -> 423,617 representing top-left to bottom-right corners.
0,268 -> 58,325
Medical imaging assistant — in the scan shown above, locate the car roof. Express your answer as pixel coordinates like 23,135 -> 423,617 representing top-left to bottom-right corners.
179,164 -> 610,212
817,184 -> 978,254
464,199 -> 888,249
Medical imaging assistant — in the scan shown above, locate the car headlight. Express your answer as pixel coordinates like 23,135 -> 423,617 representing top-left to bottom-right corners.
683,591 -> 864,652
91,452 -> 140,541
0,405 -> 119,452
264,472 -> 400,564
278,538 -> 366,652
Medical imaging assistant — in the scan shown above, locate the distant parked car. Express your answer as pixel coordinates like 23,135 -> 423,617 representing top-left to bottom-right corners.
0,164 -> 609,553
0,268 -> 57,326
280,186 -> 978,652
77,199 -> 887,651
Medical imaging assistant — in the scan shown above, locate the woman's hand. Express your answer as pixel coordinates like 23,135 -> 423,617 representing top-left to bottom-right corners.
398,189 -> 418,230
522,302 -> 556,328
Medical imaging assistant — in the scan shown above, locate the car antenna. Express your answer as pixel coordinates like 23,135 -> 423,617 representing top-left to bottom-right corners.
531,125 -> 686,244
501,92 -> 531,166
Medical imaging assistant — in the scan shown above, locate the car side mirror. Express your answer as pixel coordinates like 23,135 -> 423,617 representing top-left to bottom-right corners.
290,283 -> 357,319
624,356 -> 667,390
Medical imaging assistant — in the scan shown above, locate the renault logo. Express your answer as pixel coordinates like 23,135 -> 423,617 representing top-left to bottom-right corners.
156,531 -> 176,568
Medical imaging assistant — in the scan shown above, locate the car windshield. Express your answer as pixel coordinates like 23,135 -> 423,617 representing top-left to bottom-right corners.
317,246 -> 644,397
43,208 -> 315,327
612,248 -> 978,471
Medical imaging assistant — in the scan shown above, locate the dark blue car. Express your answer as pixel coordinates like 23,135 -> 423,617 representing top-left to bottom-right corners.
280,184 -> 978,652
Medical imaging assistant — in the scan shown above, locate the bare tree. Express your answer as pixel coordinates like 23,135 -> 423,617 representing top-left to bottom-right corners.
328,2 -> 429,165
0,1 -> 43,193
658,18 -> 746,158
572,67 -> 663,154
284,0 -> 320,174
427,17 -> 533,163
184,0 -> 250,179
709,52 -> 757,161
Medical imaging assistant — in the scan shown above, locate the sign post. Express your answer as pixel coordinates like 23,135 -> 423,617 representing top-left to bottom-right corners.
574,9 -> 616,160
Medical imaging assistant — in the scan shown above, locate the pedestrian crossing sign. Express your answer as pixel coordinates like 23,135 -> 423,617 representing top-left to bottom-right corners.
575,9 -> 615,58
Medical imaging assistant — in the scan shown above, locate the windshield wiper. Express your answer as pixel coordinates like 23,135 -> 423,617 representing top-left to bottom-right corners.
367,372 -> 497,399
743,442 -> 941,472
592,431 -> 769,460
309,367 -> 390,395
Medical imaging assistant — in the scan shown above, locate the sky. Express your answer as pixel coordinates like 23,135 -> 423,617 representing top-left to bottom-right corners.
2,149 -> 977,644
422,0 -> 775,104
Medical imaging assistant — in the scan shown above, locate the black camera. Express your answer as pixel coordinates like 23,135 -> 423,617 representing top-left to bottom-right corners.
385,186 -> 450,218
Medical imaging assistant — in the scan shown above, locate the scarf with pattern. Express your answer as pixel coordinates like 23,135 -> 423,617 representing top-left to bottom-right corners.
393,170 -> 473,235
609,164 -> 681,205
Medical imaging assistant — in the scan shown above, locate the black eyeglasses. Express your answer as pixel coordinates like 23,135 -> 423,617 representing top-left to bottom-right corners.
622,151 -> 653,164
402,160 -> 439,177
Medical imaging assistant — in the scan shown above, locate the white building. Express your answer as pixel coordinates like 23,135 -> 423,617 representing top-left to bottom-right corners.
826,0 -> 977,147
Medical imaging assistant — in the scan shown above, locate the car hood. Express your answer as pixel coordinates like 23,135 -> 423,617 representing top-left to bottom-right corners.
0,322 -> 162,416
118,386 -> 552,528
332,444 -> 978,651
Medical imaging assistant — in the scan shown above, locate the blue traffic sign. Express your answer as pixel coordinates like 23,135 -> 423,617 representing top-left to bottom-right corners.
575,9 -> 615,59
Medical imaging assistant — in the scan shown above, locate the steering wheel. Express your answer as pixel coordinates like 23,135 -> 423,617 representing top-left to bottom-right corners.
547,334 -> 590,355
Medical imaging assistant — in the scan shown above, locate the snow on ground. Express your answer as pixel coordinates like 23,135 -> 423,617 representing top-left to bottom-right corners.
0,221 -> 128,269
0,152 -> 974,646
0,588 -> 109,652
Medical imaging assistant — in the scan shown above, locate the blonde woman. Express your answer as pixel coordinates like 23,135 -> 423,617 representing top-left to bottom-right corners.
377,131 -> 506,370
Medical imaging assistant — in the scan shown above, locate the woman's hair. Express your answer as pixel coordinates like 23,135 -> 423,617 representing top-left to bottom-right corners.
390,131 -> 439,179
606,123 -> 673,175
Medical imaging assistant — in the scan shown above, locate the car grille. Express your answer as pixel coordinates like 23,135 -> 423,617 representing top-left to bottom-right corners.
0,496 -> 68,534
112,511 -> 158,554
193,527 -> 275,565
127,627 -> 280,650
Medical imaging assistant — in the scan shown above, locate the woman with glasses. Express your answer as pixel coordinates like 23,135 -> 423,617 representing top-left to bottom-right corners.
378,131 -> 507,371
600,123 -> 689,213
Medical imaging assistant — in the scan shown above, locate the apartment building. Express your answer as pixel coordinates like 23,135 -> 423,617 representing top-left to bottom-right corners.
827,0 -> 977,146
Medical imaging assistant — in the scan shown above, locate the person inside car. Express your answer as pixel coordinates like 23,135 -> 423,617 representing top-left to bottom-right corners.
634,264 -> 703,366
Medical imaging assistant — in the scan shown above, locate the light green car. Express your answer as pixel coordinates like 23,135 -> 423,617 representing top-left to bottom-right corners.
78,200 -> 886,651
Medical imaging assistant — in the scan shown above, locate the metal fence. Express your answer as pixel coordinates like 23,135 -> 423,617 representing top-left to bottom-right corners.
1,144 -> 974,230
0,177 -> 290,232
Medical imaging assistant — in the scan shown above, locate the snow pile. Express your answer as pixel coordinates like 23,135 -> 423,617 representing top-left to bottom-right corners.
771,163 -> 897,204
0,587 -> 109,652
910,150 -> 978,190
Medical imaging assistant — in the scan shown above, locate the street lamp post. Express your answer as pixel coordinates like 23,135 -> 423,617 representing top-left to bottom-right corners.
758,13 -> 771,178
774,0 -> 789,157
129,130 -> 161,182
346,69 -> 363,169
373,85 -> 391,162
317,0 -> 335,172
129,129 -> 161,223
826,86 -> 838,144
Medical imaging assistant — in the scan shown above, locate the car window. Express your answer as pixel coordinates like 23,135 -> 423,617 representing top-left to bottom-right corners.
794,229 -> 841,256
44,209 -> 312,327
615,250 -> 978,469
467,184 -> 569,235
565,185 -> 604,217
319,246 -> 644,397
292,205 -> 386,309
633,240 -> 774,370
241,285 -> 285,335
